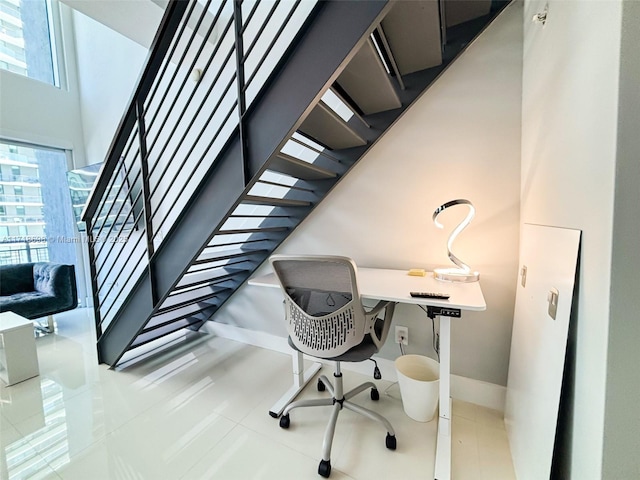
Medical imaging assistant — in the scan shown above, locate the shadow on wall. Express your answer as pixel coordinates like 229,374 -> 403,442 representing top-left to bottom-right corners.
550,247 -> 581,479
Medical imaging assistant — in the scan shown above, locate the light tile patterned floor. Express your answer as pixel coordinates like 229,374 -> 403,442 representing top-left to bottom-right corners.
0,309 -> 515,479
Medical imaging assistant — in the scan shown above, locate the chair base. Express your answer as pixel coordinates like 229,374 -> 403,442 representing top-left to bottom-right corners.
280,362 -> 396,477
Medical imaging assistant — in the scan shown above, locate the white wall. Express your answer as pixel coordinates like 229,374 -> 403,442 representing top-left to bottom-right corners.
520,0 -> 622,477
603,1 -> 640,477
207,2 -> 523,387
0,3 -> 86,165
62,0 -> 163,48
72,10 -> 149,167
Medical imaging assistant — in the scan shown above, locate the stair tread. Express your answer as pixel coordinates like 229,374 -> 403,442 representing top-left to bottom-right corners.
269,153 -> 338,180
131,318 -> 206,349
381,0 -> 442,75
217,226 -> 289,235
159,284 -> 227,312
298,102 -> 367,150
337,39 -> 401,115
176,265 -> 249,287
444,0 -> 491,27
149,302 -> 218,327
193,248 -> 268,266
242,195 -> 311,207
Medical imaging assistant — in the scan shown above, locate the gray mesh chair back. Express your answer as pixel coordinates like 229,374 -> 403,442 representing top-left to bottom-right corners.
271,255 -> 382,359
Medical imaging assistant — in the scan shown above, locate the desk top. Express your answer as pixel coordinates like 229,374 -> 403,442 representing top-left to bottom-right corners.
249,267 -> 486,312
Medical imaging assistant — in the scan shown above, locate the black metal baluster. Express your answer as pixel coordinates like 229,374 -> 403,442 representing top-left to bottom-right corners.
233,0 -> 250,186
85,217 -> 103,343
136,99 -> 158,306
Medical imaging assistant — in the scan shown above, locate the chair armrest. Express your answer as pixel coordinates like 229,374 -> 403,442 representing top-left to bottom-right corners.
365,300 -> 396,349
33,263 -> 78,311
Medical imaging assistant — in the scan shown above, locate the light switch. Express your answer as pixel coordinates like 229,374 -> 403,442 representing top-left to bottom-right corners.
547,288 -> 559,320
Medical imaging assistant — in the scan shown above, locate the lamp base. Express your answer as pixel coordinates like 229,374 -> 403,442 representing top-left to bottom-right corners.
434,268 -> 480,283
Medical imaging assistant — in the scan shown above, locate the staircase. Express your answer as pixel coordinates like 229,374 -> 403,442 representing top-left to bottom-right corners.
83,0 -> 507,367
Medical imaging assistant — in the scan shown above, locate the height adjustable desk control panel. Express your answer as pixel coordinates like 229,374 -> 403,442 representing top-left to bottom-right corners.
426,306 -> 461,318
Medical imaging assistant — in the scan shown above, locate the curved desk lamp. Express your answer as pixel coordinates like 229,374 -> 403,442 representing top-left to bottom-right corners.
432,199 -> 480,283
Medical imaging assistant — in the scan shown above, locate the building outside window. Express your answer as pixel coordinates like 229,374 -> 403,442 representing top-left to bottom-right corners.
0,0 -> 59,86
0,140 -> 76,267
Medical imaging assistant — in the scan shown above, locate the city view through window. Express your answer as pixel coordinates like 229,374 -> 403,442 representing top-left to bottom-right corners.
0,141 -> 77,267
0,0 -> 58,85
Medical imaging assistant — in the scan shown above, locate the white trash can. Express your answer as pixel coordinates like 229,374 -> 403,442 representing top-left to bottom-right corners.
395,354 -> 440,422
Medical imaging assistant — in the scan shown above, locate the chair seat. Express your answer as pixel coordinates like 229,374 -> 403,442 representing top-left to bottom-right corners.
288,334 -> 377,362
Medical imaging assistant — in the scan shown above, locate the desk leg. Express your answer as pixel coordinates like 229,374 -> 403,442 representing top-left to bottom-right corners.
434,315 -> 451,480
268,350 -> 322,418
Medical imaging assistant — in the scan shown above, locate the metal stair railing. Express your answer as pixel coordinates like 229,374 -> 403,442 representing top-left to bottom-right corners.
82,0 -> 319,339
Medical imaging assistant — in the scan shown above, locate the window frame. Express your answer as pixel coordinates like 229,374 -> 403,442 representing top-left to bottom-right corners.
0,0 -> 65,88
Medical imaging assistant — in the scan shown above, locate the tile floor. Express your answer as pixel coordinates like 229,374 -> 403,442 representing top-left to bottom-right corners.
0,309 -> 516,479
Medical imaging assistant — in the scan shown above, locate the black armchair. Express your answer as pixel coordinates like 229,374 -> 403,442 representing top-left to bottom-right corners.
0,262 -> 78,333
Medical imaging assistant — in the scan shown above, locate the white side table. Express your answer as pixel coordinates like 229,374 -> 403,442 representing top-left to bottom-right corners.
0,312 -> 40,386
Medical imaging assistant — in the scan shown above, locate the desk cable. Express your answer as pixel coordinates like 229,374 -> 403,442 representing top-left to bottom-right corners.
418,305 -> 440,362
382,307 -> 441,400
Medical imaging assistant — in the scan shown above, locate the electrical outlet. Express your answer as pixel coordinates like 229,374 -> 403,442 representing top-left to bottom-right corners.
395,326 -> 408,345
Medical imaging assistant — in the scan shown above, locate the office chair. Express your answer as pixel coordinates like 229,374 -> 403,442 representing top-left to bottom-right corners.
270,254 -> 397,478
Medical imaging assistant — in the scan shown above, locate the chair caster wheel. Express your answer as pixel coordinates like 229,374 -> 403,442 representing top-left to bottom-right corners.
370,388 -> 380,401
279,414 -> 290,429
317,379 -> 326,391
386,433 -> 397,450
318,459 -> 331,478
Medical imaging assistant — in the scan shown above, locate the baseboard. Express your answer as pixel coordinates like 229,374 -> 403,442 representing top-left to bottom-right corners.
204,322 -> 506,412
450,373 -> 506,412
204,322 -> 292,354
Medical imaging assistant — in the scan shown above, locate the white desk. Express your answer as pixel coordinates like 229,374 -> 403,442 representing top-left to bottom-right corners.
249,267 -> 485,480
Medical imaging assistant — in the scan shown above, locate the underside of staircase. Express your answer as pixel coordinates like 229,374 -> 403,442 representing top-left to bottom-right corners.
82,0 -> 509,367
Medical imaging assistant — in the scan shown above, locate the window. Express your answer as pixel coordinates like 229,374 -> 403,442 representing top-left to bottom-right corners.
0,140 -> 83,306
0,0 -> 59,86
1,140 -> 61,252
